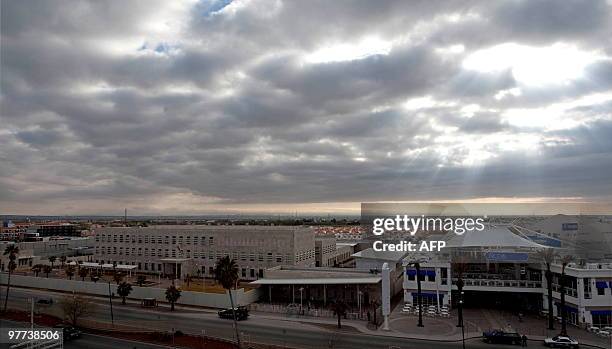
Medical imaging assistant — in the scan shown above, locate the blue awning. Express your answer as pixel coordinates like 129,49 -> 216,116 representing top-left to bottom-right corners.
412,293 -> 444,301
407,269 -> 435,277
591,310 -> 612,316
485,251 -> 529,262
595,281 -> 609,288
556,303 -> 578,313
412,292 -> 436,298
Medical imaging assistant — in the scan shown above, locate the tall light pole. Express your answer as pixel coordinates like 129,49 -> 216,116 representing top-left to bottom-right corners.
456,278 -> 464,328
460,298 -> 465,349
299,287 -> 304,315
415,262 -> 424,327
405,255 -> 428,328
108,280 -> 114,325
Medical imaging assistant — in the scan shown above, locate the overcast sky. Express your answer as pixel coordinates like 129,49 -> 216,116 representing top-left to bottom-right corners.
1,0 -> 612,215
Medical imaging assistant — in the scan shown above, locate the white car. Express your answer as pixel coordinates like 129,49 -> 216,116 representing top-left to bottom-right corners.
544,336 -> 579,348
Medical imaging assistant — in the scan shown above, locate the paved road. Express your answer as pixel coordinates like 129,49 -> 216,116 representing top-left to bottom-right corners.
0,319 -> 171,349
4,287 -> 527,349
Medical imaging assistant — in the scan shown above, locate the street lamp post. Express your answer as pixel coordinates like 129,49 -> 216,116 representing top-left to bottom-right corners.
456,278 -> 464,328
406,255 -> 429,328
460,299 -> 465,349
415,262 -> 424,327
299,287 -> 304,315
357,290 -> 363,318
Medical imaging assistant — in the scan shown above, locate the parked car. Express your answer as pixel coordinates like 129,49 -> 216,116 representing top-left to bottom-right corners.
482,329 -> 522,345
587,326 -> 600,333
218,306 -> 249,321
36,298 -> 53,305
543,335 -> 579,348
53,324 -> 82,340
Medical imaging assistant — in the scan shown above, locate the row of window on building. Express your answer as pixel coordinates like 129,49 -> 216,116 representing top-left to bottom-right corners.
93,259 -> 265,279
96,234 -> 215,246
96,246 -> 297,263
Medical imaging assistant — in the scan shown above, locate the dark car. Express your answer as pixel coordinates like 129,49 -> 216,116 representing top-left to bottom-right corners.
218,306 -> 249,320
54,324 -> 82,340
36,298 -> 53,305
483,329 -> 522,345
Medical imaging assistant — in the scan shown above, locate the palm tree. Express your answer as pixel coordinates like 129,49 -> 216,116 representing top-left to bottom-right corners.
537,248 -> 557,330
48,256 -> 57,269
165,285 -> 181,311
59,256 -> 67,269
65,265 -> 76,280
117,282 -> 133,305
559,255 -> 573,336
3,245 -> 19,312
215,256 -> 241,348
330,300 -> 348,328
31,264 -> 43,277
78,268 -> 89,281
43,265 -> 52,278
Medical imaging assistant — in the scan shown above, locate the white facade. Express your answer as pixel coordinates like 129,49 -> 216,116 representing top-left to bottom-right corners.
403,260 -> 452,308
402,259 -> 612,328
93,225 -> 315,280
544,262 -> 612,328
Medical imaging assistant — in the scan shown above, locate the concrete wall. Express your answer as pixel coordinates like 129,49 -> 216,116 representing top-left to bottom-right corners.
1,273 -> 260,309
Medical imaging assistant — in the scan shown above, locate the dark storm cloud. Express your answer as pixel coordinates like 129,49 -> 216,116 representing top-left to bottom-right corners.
1,0 -> 612,214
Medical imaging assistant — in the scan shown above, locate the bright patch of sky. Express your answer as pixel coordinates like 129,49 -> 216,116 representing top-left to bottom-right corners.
463,43 -> 602,86
305,37 -> 393,63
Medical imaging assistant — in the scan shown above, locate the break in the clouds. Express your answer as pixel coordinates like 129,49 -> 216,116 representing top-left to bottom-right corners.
1,0 -> 612,215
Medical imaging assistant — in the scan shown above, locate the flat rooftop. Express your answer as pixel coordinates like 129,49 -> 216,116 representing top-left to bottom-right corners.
95,225 -> 312,231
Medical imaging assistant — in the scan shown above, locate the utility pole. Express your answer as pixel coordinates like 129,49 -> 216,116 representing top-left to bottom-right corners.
108,281 -> 114,325
299,287 -> 304,315
456,278 -> 464,328
415,262 -> 424,327
30,298 -> 34,332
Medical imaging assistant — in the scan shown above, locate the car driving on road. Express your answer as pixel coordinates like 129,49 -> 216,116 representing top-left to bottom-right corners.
218,306 -> 249,320
482,329 -> 523,345
54,324 -> 82,340
543,335 -> 579,348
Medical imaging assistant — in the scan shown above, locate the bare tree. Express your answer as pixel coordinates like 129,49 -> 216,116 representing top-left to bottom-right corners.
60,295 -> 94,326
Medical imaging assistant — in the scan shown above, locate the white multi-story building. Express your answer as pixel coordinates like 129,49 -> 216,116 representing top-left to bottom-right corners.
93,225 -> 315,280
546,262 -> 612,328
